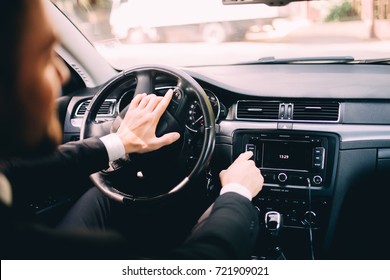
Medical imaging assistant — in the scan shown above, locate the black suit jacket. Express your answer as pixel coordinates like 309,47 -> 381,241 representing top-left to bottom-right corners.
0,138 -> 258,259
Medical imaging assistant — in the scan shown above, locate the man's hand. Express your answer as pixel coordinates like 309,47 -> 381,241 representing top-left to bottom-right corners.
219,151 -> 263,198
116,89 -> 180,154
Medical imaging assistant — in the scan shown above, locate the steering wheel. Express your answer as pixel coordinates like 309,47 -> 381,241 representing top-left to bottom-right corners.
80,64 -> 215,204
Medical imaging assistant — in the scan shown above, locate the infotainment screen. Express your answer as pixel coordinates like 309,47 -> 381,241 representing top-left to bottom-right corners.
261,141 -> 313,171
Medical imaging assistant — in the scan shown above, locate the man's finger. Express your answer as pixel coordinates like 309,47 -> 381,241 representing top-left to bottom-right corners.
138,94 -> 155,109
154,132 -> 180,149
129,93 -> 146,110
234,151 -> 253,163
145,96 -> 163,112
154,89 -> 173,117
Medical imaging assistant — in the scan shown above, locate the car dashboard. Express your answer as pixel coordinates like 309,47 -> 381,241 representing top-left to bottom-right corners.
59,62 -> 390,259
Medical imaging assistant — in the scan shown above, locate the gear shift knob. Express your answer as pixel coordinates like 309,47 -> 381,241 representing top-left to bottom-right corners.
264,211 -> 286,259
265,211 -> 283,237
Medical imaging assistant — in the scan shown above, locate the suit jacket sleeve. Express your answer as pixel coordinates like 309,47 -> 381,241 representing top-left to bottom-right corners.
165,192 -> 259,259
1,192 -> 259,260
1,137 -> 109,207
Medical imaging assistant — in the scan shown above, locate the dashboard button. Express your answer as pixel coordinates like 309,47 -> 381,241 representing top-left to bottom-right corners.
263,173 -> 276,183
277,122 -> 293,130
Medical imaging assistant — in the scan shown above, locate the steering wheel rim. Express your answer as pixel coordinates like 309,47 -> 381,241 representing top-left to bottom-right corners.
80,64 -> 215,204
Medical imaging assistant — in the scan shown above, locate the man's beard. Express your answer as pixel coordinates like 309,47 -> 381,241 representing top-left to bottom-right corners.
1,114 -> 63,159
0,87 -> 63,160
21,115 -> 63,158
22,132 -> 60,158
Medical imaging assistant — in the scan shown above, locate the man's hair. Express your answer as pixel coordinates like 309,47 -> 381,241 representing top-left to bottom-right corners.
0,1 -> 27,95
0,0 -> 28,157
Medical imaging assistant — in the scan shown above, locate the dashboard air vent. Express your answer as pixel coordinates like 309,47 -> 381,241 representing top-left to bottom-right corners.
237,101 -> 279,120
75,99 -> 116,117
293,102 -> 339,121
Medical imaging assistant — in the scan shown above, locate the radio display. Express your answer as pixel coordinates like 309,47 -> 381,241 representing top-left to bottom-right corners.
261,141 -> 313,171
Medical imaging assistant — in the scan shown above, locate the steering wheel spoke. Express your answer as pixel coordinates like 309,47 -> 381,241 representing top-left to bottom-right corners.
133,70 -> 155,95
81,119 -> 114,139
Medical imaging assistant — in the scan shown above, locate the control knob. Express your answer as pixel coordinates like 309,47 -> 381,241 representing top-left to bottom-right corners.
277,173 -> 288,183
313,175 -> 323,185
303,211 -> 317,226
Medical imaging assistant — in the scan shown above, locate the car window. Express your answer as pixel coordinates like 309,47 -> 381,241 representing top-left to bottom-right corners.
52,0 -> 390,68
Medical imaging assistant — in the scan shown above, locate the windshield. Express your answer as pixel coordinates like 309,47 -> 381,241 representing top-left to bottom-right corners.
52,0 -> 390,68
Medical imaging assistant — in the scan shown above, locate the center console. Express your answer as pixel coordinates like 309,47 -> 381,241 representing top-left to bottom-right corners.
233,130 -> 339,259
237,132 -> 332,187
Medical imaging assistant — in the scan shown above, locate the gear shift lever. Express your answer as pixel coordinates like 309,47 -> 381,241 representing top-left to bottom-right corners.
265,211 -> 286,259
265,211 -> 282,236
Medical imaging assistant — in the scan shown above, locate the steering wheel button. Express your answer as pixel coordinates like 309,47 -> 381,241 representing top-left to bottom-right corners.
172,88 -> 182,100
168,101 -> 178,113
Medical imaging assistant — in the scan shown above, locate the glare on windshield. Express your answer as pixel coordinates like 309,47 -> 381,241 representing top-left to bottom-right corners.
52,0 -> 390,67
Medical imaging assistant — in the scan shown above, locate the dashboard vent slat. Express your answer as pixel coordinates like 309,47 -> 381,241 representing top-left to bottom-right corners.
237,101 -> 279,120
76,101 -> 89,116
75,99 -> 116,117
293,102 -> 339,121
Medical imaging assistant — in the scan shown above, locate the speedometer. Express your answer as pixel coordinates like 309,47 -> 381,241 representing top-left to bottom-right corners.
186,89 -> 220,132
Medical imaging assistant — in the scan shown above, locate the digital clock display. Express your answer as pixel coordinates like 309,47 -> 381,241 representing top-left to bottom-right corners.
261,141 -> 313,171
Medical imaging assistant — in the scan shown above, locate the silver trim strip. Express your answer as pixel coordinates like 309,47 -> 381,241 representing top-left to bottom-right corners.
219,121 -> 390,143
169,177 -> 190,194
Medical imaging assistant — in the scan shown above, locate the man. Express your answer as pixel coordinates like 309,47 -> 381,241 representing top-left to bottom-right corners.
0,0 -> 263,259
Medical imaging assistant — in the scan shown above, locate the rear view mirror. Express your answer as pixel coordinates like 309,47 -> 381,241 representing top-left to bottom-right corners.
222,0 -> 312,7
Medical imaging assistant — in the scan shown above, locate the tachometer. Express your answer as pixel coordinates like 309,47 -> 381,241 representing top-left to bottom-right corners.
186,89 -> 220,132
